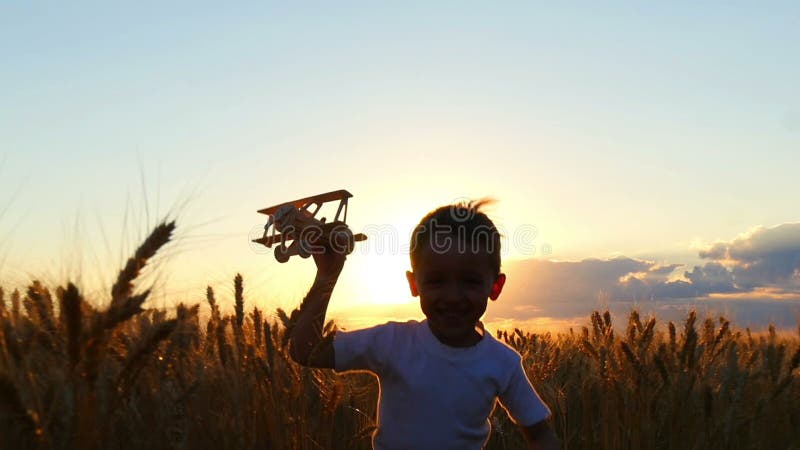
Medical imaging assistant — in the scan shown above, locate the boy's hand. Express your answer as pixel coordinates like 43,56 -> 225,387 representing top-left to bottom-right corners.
313,245 -> 346,278
309,232 -> 347,279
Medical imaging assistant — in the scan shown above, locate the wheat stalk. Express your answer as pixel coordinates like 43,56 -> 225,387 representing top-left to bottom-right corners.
0,373 -> 41,445
58,283 -> 83,367
110,220 -> 175,308
234,273 -> 244,330
116,318 -> 179,394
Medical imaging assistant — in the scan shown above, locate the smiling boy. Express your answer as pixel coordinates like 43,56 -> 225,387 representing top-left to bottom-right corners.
288,200 -> 559,450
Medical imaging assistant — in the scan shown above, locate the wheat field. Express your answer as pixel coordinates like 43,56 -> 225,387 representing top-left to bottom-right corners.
1,221 -> 798,450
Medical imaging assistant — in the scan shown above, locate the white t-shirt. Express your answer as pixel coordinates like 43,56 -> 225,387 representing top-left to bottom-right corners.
334,319 -> 551,450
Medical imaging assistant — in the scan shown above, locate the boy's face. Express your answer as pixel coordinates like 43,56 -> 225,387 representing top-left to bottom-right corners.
406,242 -> 506,347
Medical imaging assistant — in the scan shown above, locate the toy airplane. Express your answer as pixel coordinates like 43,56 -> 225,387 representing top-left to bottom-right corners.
253,189 -> 367,263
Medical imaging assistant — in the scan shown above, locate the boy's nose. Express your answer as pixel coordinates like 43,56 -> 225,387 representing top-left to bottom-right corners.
440,283 -> 465,305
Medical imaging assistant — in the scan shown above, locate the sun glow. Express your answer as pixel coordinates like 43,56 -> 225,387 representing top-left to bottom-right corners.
339,250 -> 414,306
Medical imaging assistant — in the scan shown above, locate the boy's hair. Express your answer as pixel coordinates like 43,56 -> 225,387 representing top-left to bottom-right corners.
409,199 -> 502,275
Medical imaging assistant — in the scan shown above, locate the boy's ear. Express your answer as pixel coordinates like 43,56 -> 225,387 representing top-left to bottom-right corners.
406,271 -> 419,297
489,273 -> 506,301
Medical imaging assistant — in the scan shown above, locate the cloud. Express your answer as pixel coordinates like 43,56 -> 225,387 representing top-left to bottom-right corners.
497,257 -> 688,319
698,242 -> 727,260
699,223 -> 800,289
683,262 -> 738,294
496,222 -> 800,329
649,264 -> 682,276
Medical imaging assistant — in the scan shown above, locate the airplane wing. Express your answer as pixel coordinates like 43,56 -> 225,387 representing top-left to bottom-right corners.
251,229 -> 297,247
254,231 -> 366,248
257,189 -> 353,215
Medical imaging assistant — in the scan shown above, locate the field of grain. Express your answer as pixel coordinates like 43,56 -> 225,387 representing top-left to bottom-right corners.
1,221 -> 798,450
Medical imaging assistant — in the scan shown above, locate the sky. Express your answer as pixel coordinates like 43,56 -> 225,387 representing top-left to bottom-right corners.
2,2 -> 800,331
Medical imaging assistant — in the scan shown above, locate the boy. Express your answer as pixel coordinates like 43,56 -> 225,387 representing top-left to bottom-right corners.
288,200 -> 560,450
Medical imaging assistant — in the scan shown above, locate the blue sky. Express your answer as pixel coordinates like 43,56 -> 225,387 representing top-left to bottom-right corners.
2,2 -> 799,329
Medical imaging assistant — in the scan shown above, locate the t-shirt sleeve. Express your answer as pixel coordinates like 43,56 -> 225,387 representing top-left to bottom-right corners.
497,356 -> 551,427
333,322 -> 395,374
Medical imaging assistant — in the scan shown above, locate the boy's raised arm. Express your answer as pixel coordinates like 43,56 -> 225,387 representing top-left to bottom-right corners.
287,244 -> 346,368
